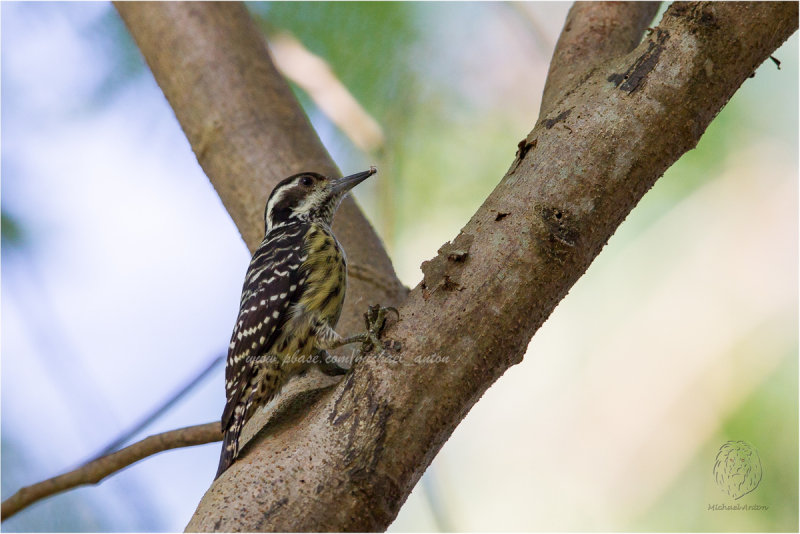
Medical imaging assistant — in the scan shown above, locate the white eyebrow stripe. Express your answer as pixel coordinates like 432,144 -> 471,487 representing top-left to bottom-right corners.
265,186 -> 291,234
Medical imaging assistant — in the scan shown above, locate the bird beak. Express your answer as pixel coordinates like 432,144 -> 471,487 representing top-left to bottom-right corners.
330,166 -> 376,196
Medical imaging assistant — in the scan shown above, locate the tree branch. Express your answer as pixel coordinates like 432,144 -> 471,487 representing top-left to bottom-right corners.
1,423 -> 221,521
89,354 -> 223,461
181,2 -> 796,531
540,1 -> 661,116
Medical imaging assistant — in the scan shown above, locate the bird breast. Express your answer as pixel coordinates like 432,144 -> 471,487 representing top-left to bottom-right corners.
297,223 -> 347,325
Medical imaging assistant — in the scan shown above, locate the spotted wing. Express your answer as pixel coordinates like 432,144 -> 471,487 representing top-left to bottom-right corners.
220,225 -> 307,432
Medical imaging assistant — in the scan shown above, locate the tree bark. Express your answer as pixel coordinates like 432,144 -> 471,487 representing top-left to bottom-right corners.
540,2 -> 661,115
120,1 -> 797,531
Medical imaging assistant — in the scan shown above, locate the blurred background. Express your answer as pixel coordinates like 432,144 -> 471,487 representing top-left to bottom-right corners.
1,2 -> 797,531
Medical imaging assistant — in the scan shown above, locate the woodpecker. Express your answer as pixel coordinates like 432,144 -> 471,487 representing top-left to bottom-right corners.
217,167 -> 391,478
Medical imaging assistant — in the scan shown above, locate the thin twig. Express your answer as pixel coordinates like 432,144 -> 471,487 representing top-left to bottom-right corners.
88,354 -> 224,461
1,422 -> 221,521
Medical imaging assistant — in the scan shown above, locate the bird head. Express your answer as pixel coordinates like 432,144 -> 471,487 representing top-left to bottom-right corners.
263,167 -> 376,234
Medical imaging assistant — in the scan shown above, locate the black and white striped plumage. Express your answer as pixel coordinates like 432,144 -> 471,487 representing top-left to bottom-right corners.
217,168 -> 376,478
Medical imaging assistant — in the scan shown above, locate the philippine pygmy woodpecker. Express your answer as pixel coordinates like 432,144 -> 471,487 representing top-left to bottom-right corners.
217,167 -> 390,478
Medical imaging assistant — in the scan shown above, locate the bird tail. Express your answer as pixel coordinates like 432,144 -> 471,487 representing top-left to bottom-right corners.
215,430 -> 238,479
215,401 -> 249,479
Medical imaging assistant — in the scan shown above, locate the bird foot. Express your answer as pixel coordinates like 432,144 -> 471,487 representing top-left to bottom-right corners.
359,304 -> 399,355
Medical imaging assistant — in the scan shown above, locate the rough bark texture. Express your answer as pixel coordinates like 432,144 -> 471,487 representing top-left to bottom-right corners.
540,2 -> 662,115
120,1 -> 797,531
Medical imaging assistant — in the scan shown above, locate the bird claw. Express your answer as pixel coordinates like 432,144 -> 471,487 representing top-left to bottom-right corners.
360,304 -> 398,354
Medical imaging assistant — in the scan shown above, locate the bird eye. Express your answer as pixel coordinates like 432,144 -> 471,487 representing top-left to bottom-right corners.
300,176 -> 313,187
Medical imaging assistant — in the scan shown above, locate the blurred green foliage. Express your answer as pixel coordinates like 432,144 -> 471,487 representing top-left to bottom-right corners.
629,319 -> 798,532
1,212 -> 25,249
249,2 -> 418,119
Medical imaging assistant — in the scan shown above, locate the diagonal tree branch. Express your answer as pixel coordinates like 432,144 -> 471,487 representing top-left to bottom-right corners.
88,354 -> 224,462
1,362 -> 348,521
180,2 -> 796,531
1,423 -> 221,521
